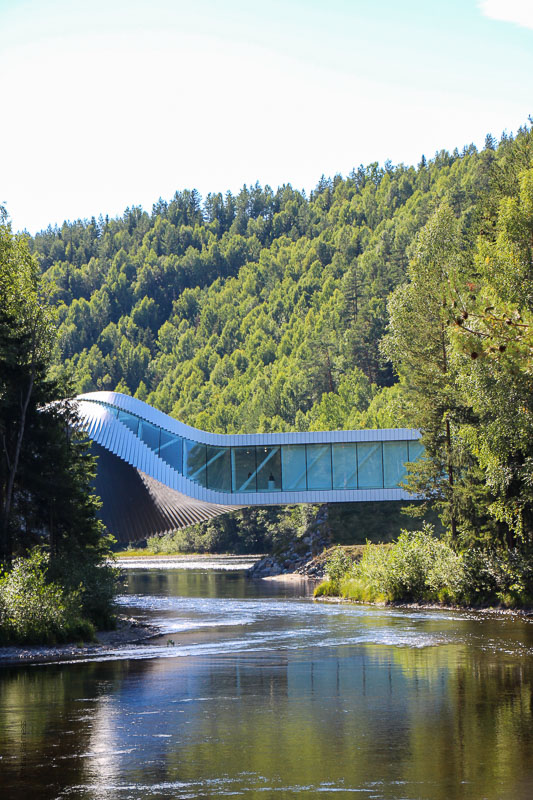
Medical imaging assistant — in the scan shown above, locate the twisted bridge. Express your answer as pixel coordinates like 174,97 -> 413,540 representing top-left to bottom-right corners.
76,392 -> 423,543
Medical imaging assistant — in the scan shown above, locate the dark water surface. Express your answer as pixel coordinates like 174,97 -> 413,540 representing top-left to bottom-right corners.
2,566 -> 533,799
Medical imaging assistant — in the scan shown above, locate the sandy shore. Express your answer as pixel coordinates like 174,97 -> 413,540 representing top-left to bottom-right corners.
0,615 -> 159,667
263,573 -> 320,583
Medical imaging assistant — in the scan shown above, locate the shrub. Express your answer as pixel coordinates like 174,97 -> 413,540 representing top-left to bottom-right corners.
314,579 -> 340,597
0,550 -> 95,645
461,547 -> 533,607
50,555 -> 119,629
338,577 -> 387,604
315,525 -> 466,604
375,525 -> 464,602
314,527 -> 533,608
324,547 -> 353,585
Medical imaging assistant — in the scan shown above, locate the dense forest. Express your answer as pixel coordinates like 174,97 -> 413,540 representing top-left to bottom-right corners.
26,124 -> 533,553
33,140 -> 502,432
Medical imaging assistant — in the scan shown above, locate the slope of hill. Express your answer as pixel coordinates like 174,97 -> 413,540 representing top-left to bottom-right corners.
31,130 -> 530,435
28,124 -> 533,551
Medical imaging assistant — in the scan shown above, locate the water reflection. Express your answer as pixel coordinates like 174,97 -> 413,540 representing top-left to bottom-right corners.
2,569 -> 533,798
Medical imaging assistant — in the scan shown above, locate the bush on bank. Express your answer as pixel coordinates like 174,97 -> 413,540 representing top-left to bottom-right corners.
0,549 -> 114,645
315,526 -> 533,607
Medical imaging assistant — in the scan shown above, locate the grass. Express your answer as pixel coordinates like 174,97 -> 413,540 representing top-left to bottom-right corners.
115,548 -> 157,557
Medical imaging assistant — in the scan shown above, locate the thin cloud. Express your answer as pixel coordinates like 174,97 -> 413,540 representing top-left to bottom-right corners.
478,0 -> 533,31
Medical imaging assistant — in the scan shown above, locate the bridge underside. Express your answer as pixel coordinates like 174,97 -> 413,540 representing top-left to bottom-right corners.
92,444 -> 241,543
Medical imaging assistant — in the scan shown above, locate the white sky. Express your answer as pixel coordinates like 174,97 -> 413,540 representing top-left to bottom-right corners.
0,0 -> 531,233
479,0 -> 533,30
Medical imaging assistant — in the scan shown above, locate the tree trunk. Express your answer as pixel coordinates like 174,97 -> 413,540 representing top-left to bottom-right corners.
445,417 -> 457,540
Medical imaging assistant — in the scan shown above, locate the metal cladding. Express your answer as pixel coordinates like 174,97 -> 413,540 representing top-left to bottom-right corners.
91,444 -> 242,544
75,391 -> 422,543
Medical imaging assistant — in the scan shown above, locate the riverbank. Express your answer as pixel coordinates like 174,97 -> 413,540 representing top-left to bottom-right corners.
314,594 -> 533,618
0,553 -> 294,666
0,614 -> 159,666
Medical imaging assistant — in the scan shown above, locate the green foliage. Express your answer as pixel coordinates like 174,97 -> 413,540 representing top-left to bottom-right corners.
313,579 -> 340,598
316,525 -> 533,607
0,550 -> 94,645
382,126 -> 533,545
450,168 -> 533,540
30,142 -> 515,434
146,505 -> 325,555
461,547 -> 533,607
324,547 -> 352,586
48,544 -> 119,629
145,501 -> 430,557
316,525 -> 464,603
0,224 -> 56,561
373,526 -> 464,601
0,221 -> 117,640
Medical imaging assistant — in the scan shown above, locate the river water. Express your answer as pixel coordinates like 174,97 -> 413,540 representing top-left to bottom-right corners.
2,560 -> 533,799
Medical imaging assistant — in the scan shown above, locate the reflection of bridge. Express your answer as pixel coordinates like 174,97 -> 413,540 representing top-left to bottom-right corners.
76,392 -> 422,543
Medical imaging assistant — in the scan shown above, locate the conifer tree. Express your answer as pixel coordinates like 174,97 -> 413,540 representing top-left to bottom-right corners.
0,221 -> 113,618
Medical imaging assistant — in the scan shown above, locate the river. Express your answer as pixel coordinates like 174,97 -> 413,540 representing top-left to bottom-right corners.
2,558 -> 533,799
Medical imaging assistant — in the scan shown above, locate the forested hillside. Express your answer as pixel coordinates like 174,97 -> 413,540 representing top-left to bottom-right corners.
31,130 -> 529,436
25,123 -> 533,560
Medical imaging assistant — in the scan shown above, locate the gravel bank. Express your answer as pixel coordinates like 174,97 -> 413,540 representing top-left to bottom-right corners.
0,614 -> 159,667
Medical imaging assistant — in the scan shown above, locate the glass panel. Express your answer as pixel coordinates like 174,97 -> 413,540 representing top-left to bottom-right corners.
138,420 -> 160,453
159,429 -> 183,473
357,442 -> 383,488
256,445 -> 282,491
408,441 -> 425,462
306,444 -> 332,490
184,439 -> 207,486
383,441 -> 409,488
231,447 -> 257,492
332,443 -> 357,489
281,445 -> 307,491
117,409 -> 139,436
206,446 -> 231,492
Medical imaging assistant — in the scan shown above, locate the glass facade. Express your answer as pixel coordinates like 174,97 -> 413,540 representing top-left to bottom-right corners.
184,440 -> 207,485
117,409 -> 139,436
383,441 -> 409,489
96,401 -> 423,494
138,420 -> 160,453
357,443 -> 383,489
408,441 -> 425,462
256,446 -> 282,491
282,446 -> 307,490
231,447 -> 257,492
206,445 -> 231,493
332,443 -> 357,489
159,428 -> 183,472
306,444 -> 332,490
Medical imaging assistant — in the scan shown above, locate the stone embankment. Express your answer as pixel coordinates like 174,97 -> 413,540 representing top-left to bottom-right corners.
248,542 -> 368,581
247,547 -> 328,579
247,504 -> 332,579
